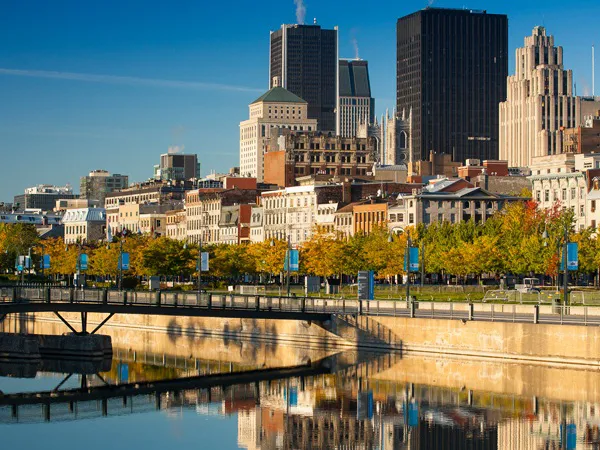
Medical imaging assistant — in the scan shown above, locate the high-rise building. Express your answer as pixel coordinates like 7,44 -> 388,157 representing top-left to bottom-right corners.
396,7 -> 508,163
270,23 -> 339,133
154,150 -> 200,181
80,170 -> 128,204
500,27 -> 590,167
339,59 -> 374,137
239,84 -> 318,181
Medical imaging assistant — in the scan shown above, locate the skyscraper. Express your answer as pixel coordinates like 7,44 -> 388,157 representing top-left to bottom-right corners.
499,27 -> 590,167
338,59 -> 374,137
270,23 -> 339,134
396,7 -> 508,163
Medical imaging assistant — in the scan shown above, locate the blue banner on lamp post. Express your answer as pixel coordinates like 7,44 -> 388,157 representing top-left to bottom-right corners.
77,254 -> 88,271
560,243 -> 579,271
119,252 -> 130,270
404,247 -> 420,272
41,254 -> 51,269
284,249 -> 299,272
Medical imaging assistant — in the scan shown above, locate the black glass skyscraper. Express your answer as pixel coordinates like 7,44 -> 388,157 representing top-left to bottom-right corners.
397,8 -> 508,163
270,24 -> 339,133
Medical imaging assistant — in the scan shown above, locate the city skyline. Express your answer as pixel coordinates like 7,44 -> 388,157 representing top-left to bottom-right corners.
1,0 -> 599,202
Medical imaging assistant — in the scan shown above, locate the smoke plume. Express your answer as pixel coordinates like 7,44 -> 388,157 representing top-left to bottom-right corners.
294,0 -> 306,25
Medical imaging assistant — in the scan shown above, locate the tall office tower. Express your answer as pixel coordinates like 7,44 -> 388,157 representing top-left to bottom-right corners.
339,59 -> 375,137
270,23 -> 339,134
397,8 -> 508,163
500,27 -> 581,168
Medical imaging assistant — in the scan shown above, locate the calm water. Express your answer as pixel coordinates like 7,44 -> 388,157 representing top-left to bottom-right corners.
0,341 -> 598,449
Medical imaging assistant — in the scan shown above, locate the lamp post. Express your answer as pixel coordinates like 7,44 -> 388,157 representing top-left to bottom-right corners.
543,223 -> 570,306
405,230 -> 412,304
66,239 -> 84,289
118,237 -> 124,291
286,234 -> 291,297
38,243 -> 45,282
270,234 -> 292,297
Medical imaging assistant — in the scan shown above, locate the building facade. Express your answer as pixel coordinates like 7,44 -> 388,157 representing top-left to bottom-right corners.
14,185 -> 77,212
262,185 -> 343,246
62,208 -> 106,244
338,59 -> 374,138
154,151 -> 200,181
239,85 -> 317,181
104,181 -> 189,235
263,133 -> 378,187
397,7 -> 508,162
529,153 -> 600,231
270,24 -> 339,133
185,189 -> 258,245
165,209 -> 187,241
80,170 -> 128,204
500,27 -> 581,168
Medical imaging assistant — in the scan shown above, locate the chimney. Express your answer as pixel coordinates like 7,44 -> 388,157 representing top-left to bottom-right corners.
342,181 -> 351,204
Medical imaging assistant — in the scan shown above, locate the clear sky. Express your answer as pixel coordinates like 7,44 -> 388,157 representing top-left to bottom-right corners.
1,0 -> 599,202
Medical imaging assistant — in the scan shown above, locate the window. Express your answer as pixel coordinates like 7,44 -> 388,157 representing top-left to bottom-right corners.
562,189 -> 567,201
409,213 -> 414,224
580,205 -> 585,217
571,188 -> 576,200
544,190 -> 550,202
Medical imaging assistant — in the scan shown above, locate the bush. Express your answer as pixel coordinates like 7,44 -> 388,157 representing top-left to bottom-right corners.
122,277 -> 139,290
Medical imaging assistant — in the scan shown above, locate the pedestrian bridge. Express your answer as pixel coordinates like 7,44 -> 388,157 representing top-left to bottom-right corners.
2,287 -> 600,334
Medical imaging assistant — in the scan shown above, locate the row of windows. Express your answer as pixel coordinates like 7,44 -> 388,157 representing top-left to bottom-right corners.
536,187 -> 584,202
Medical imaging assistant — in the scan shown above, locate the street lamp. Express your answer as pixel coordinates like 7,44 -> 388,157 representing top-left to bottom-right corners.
404,230 -> 412,304
66,238 -> 85,289
271,235 -> 291,297
542,223 -> 570,306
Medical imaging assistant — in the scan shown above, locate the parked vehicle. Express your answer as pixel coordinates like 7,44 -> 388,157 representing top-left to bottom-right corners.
515,278 -> 541,293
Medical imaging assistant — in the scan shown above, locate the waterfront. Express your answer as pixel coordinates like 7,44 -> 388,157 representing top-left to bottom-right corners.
1,331 -> 600,449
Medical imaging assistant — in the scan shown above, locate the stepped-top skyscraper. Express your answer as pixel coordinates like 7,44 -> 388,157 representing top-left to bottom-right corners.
500,27 -> 581,168
396,7 -> 508,163
270,23 -> 339,134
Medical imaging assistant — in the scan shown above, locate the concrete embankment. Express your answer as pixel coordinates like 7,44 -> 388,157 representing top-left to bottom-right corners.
0,332 -> 112,361
5,310 -> 600,367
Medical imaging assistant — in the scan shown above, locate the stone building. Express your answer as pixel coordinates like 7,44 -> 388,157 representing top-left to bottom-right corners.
249,206 -> 264,243
499,27 -> 590,168
80,170 -> 128,204
261,185 -> 343,246
185,188 -> 258,245
218,204 -> 252,245
165,209 -> 187,241
529,153 -> 600,231
62,208 -> 106,244
563,111 -> 600,154
387,179 -> 524,231
104,180 -> 190,236
239,84 -> 318,181
263,132 -> 377,187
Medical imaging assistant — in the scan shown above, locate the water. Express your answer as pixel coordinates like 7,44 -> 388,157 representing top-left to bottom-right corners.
0,323 -> 599,449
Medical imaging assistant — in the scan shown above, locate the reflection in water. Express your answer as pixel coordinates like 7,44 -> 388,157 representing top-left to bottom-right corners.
1,348 -> 600,450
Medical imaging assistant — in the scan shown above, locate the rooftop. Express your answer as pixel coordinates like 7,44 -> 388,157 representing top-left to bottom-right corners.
251,87 -> 307,105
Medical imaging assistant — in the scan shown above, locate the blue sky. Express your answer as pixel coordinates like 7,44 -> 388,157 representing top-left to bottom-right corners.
1,0 -> 599,202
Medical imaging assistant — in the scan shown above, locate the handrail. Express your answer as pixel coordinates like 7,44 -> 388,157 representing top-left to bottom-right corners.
2,287 -> 600,327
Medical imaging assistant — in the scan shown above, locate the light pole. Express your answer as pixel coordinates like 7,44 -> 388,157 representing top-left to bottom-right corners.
543,222 -> 570,306
118,237 -> 124,291
270,234 -> 292,297
66,239 -> 84,289
405,230 -> 412,304
286,234 -> 291,297
38,243 -> 45,282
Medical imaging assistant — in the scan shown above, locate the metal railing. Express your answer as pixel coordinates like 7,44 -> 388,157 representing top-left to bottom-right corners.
3,287 -> 600,327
